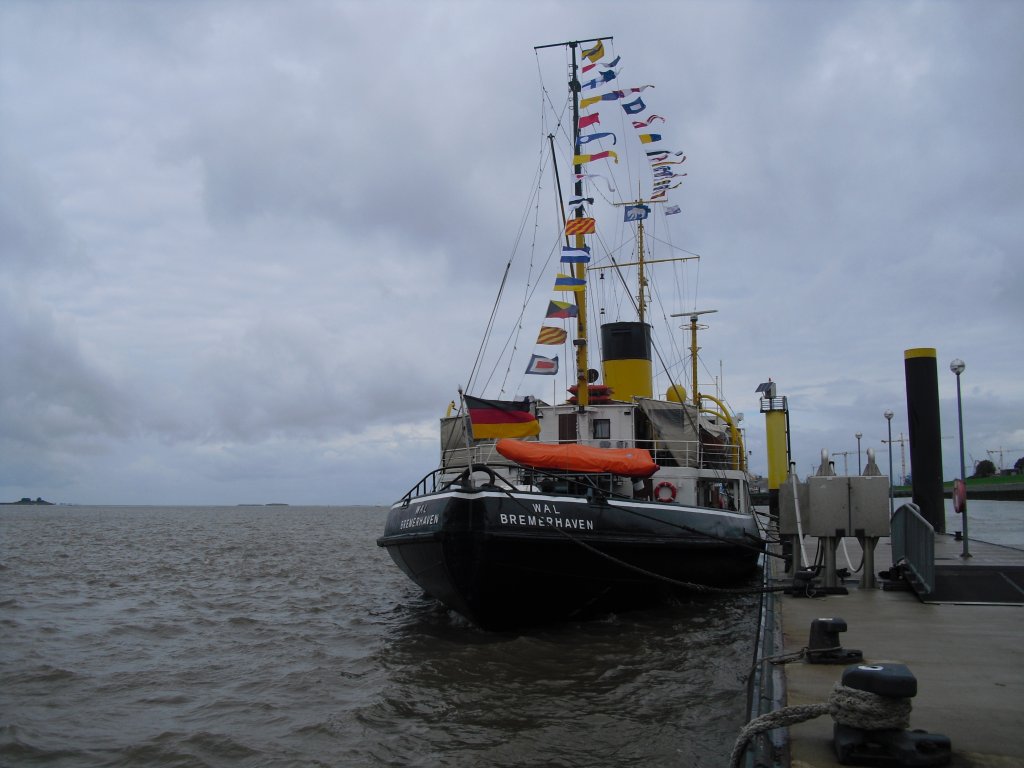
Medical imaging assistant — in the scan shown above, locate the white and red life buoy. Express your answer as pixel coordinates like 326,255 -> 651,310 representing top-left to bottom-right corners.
654,481 -> 677,502
953,478 -> 967,514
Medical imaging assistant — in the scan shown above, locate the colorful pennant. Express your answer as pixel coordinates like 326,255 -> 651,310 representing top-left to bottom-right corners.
581,41 -> 604,63
526,354 -> 559,375
561,246 -> 591,263
623,204 -> 650,222
546,300 -> 578,319
555,274 -> 586,291
577,131 -> 617,146
573,150 -> 618,165
536,326 -> 568,345
564,217 -> 596,235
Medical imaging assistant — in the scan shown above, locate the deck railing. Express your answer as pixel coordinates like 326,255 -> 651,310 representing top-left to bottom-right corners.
890,502 -> 935,596
442,438 -> 738,471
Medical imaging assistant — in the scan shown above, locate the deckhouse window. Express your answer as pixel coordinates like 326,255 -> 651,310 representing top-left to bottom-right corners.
592,419 -> 611,440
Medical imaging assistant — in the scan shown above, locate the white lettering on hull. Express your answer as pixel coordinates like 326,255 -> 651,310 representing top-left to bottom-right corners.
399,514 -> 439,530
398,504 -> 440,530
499,513 -> 595,530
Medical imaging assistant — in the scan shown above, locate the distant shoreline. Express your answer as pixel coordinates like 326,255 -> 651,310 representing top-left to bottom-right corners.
1,497 -> 54,506
894,481 -> 1024,502
750,476 -> 1024,505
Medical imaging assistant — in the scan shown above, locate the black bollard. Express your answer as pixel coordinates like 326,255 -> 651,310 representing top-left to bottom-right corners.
833,663 -> 951,766
904,348 -> 945,533
806,617 -> 863,664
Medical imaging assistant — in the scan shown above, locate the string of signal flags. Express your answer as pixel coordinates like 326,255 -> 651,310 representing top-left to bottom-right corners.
525,39 -> 684,376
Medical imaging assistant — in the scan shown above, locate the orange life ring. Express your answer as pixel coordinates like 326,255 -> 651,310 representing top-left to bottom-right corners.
654,481 -> 677,502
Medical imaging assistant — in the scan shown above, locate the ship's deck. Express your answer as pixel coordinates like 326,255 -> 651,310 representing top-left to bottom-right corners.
759,533 -> 1024,767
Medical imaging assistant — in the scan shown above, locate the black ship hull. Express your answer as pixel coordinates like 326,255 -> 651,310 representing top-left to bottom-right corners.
377,487 -> 762,630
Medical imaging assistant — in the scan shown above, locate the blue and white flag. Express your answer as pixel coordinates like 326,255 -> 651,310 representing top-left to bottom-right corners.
665,205 -> 682,215
623,204 -> 650,222
579,68 -> 621,90
561,246 -> 591,263
621,97 -> 647,115
526,354 -> 559,375
577,131 -> 617,146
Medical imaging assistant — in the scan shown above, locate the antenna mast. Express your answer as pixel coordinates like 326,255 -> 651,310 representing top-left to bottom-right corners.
671,309 -> 717,406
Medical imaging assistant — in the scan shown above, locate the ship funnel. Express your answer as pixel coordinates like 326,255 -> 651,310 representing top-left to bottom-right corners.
600,321 -> 652,401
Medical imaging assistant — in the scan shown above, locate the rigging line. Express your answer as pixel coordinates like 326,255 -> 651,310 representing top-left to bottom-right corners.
486,142 -> 553,397
466,260 -> 514,398
498,241 -> 563,399
647,265 -> 690,386
534,51 -> 571,141
479,85 -> 561,382
495,168 -> 567,396
691,253 -> 702,313
645,234 -> 701,259
499,163 -> 552,398
467,137 -> 549,396
535,47 -> 580,164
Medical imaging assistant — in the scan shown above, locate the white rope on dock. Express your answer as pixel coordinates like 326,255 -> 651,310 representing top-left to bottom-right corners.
729,683 -> 912,768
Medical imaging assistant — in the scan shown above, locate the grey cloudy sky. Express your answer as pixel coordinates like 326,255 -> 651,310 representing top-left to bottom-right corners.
2,0 -> 1022,505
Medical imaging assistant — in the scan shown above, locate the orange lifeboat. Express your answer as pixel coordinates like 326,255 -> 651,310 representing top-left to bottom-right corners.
496,439 -> 658,478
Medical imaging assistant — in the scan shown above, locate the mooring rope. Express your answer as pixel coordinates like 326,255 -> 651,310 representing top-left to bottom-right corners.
728,683 -> 912,768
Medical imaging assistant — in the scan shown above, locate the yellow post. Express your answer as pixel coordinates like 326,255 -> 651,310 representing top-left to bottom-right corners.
765,410 -> 788,490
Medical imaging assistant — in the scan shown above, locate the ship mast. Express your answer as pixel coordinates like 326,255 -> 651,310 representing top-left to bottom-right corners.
592,198 -> 700,326
613,189 -> 656,324
536,36 -> 612,411
671,309 -> 717,407
568,42 -> 590,410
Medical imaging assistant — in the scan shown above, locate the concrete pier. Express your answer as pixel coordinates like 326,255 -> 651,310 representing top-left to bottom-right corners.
754,534 -> 1024,767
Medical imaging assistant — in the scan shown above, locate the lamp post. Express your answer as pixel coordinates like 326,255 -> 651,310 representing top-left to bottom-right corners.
855,432 -> 863,474
883,410 -> 894,515
950,359 -> 970,558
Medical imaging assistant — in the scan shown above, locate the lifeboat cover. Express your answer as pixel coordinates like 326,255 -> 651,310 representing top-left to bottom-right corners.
496,439 -> 658,478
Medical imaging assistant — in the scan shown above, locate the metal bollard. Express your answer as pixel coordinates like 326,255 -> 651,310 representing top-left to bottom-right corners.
833,663 -> 951,766
807,617 -> 863,664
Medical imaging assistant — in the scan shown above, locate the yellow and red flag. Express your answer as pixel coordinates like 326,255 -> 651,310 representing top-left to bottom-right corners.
536,326 -> 568,345
564,218 -> 595,236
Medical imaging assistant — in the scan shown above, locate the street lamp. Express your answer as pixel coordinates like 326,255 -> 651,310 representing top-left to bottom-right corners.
883,411 -> 894,514
855,432 -> 863,474
950,358 -> 970,558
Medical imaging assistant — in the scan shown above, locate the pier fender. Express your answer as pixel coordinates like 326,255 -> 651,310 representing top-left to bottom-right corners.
653,481 -> 677,502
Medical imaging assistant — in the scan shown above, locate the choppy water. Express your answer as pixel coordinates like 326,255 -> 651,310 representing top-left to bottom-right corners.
1,505 -> 761,767
942,498 -> 1024,548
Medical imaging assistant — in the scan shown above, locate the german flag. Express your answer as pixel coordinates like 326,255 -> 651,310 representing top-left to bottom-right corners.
464,396 -> 540,440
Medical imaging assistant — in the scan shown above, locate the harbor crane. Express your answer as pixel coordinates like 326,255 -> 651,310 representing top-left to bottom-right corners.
829,450 -> 854,475
987,448 -> 1024,472
882,432 -> 908,485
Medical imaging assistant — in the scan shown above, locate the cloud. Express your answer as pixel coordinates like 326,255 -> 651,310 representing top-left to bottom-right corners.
1,1 -> 1021,504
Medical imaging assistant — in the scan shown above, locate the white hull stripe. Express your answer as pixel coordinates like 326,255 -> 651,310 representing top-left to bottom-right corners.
392,490 -> 751,521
